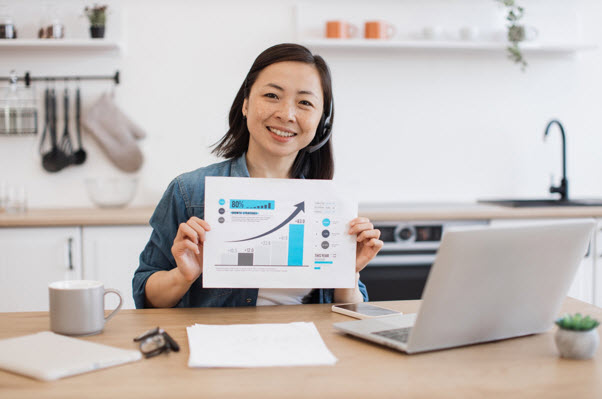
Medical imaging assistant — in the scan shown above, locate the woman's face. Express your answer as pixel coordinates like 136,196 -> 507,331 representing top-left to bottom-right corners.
243,61 -> 324,160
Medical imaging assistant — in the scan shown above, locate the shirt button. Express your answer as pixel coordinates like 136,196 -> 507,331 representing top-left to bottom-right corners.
246,298 -> 252,304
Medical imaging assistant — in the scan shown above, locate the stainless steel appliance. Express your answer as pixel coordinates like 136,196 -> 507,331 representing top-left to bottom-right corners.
361,220 -> 489,301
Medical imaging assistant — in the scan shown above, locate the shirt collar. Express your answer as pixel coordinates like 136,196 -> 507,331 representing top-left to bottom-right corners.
230,153 -> 251,178
230,152 -> 307,179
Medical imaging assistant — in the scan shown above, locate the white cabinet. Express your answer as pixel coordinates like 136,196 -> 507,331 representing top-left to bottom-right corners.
490,218 -> 596,304
0,227 -> 82,312
0,224 -> 152,312
594,219 -> 602,307
82,226 -> 152,310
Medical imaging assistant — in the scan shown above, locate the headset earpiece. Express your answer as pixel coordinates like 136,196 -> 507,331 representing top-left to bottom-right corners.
306,99 -> 333,154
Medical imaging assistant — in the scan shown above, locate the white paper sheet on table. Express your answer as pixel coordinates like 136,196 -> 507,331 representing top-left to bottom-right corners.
186,322 -> 338,368
203,176 -> 358,288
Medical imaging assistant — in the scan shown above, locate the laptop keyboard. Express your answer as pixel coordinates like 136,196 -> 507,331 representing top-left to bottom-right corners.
373,327 -> 412,343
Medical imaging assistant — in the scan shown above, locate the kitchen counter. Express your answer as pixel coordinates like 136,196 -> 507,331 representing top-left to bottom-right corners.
2,203 -> 602,227
0,206 -> 155,227
359,202 -> 602,221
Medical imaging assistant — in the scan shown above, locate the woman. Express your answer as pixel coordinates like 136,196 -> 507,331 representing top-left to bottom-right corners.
133,43 -> 383,308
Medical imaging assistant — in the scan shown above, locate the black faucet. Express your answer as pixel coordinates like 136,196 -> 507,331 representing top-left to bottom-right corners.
544,119 -> 569,201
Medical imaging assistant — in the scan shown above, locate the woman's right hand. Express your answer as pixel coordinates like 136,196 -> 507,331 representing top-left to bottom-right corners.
171,217 -> 211,282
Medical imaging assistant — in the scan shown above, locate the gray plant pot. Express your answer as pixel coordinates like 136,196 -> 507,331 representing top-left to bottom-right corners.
555,328 -> 599,360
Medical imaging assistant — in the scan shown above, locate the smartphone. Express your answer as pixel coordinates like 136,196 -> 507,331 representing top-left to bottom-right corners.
331,303 -> 401,319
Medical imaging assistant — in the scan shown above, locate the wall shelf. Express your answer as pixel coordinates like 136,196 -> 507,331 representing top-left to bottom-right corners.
301,39 -> 597,55
0,39 -> 123,52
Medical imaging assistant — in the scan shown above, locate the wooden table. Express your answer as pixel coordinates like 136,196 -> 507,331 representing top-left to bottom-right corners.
1,299 -> 601,398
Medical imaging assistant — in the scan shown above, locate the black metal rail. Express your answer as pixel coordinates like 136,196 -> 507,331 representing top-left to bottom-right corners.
1,70 -> 120,87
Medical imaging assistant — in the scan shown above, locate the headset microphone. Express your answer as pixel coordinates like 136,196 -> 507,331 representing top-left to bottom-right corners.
305,128 -> 332,153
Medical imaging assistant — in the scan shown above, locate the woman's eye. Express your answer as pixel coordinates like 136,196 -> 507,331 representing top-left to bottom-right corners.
299,100 -> 313,107
264,93 -> 278,99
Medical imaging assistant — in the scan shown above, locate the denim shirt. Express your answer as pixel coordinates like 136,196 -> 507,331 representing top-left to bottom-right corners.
132,154 -> 369,308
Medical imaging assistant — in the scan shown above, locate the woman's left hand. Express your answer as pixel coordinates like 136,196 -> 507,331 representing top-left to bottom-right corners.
349,217 -> 383,273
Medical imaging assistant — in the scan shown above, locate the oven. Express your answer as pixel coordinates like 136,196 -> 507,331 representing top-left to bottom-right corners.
360,220 -> 489,301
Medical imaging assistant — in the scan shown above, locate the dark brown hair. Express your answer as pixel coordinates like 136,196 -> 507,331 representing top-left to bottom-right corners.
211,43 -> 334,179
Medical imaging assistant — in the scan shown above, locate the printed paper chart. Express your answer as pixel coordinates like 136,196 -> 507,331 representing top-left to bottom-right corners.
203,177 -> 357,289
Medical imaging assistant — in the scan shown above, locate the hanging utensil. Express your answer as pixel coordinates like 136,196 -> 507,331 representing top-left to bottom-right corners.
72,83 -> 86,165
41,87 -> 69,172
59,86 -> 73,161
38,86 -> 50,155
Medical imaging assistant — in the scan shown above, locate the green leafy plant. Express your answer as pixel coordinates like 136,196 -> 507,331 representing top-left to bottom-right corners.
496,0 -> 527,71
555,313 -> 600,331
84,4 -> 108,27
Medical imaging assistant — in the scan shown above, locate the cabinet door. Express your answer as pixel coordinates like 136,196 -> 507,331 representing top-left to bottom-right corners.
594,219 -> 602,307
490,219 -> 593,304
82,226 -> 152,310
0,227 -> 82,312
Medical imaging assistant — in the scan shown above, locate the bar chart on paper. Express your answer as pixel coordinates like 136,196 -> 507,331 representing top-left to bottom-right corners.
217,200 -> 309,268
219,223 -> 306,267
203,177 -> 358,288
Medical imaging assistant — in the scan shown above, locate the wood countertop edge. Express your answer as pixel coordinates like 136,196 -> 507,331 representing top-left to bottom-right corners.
1,205 -> 602,227
361,207 -> 602,221
0,207 -> 154,227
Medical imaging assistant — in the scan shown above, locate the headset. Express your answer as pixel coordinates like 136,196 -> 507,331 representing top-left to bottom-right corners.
305,98 -> 333,153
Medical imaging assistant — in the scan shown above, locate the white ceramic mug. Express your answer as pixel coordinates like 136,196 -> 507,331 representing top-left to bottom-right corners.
459,26 -> 480,41
49,280 -> 123,336
422,26 -> 444,40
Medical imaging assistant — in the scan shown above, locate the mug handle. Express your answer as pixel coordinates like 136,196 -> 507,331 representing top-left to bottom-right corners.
386,24 -> 397,39
348,24 -> 358,38
104,288 -> 123,323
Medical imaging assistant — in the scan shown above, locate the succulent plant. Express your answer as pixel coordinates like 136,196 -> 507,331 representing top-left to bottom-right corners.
84,4 -> 108,27
555,313 -> 600,331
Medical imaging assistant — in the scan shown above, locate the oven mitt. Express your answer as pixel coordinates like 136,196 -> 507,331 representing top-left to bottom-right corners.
81,93 -> 146,172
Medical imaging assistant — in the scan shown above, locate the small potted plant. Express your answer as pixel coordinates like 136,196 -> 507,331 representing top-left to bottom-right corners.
495,0 -> 528,71
84,4 -> 108,39
555,313 -> 600,359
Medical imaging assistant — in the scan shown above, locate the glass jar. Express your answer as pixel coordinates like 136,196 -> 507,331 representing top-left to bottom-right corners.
38,2 -> 64,39
0,72 -> 38,135
0,14 -> 16,39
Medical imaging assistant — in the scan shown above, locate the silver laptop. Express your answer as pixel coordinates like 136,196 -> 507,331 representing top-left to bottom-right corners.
334,219 -> 595,354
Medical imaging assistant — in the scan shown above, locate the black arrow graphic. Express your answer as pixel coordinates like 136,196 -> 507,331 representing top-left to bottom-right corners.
227,202 -> 305,242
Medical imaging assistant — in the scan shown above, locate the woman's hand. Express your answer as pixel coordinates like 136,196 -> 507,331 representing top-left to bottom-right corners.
349,217 -> 383,273
171,217 -> 211,282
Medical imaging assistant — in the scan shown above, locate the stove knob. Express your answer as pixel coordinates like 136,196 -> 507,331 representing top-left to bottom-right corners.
398,227 -> 413,241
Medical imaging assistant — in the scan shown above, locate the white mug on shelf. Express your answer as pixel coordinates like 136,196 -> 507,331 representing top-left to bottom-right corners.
459,26 -> 480,41
422,26 -> 444,40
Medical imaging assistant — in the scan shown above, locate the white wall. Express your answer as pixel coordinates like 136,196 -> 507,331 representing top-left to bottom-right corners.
1,0 -> 601,209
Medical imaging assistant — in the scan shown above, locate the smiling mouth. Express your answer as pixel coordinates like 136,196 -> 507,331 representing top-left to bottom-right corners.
267,126 -> 297,138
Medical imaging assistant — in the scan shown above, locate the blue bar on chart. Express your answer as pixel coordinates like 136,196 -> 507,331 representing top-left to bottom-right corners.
230,199 -> 275,210
287,224 -> 304,266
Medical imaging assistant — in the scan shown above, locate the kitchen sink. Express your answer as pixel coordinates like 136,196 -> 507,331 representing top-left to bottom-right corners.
478,199 -> 602,207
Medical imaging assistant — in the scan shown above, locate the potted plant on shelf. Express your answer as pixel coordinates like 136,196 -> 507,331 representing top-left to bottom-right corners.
555,313 -> 600,359
495,0 -> 528,71
84,4 -> 108,39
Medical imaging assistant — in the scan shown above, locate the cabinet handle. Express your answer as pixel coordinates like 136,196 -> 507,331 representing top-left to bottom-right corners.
67,237 -> 73,271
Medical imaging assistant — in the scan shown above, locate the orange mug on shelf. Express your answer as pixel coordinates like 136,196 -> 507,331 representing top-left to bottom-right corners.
325,20 -> 358,39
364,21 -> 396,40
